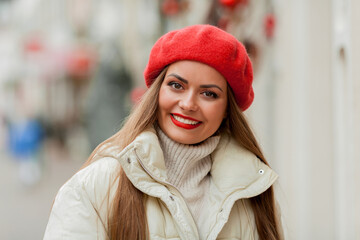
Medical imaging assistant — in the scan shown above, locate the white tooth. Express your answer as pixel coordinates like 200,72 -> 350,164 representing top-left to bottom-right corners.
173,115 -> 199,125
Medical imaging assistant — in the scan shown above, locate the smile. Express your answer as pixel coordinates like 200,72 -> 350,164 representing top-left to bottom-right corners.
170,113 -> 202,129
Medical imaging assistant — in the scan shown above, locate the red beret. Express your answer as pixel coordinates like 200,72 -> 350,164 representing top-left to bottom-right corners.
144,24 -> 254,111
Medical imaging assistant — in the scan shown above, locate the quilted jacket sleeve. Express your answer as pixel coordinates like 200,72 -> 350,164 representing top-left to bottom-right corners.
43,158 -> 120,240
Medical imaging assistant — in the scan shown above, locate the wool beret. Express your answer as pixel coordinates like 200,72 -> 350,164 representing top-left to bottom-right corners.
144,24 -> 254,111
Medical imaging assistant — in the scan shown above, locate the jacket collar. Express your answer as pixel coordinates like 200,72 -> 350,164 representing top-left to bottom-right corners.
210,134 -> 278,196
114,127 -> 278,198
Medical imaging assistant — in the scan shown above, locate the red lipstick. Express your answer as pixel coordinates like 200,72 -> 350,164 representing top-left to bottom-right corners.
170,113 -> 202,130
172,113 -> 200,121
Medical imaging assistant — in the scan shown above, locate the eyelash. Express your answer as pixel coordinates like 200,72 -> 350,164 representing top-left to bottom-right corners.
167,81 -> 218,99
168,81 -> 183,90
202,91 -> 218,99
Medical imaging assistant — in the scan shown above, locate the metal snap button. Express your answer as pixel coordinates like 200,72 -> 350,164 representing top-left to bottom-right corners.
259,169 -> 264,174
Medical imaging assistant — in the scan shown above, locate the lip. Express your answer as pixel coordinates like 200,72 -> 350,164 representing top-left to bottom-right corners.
172,113 -> 201,122
170,113 -> 202,130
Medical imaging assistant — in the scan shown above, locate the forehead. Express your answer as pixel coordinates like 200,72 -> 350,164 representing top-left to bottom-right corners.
165,60 -> 227,86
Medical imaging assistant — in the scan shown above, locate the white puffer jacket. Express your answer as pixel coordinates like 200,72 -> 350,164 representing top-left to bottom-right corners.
44,128 -> 279,240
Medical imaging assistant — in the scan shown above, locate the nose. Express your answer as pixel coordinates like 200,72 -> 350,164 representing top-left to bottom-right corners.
179,92 -> 198,112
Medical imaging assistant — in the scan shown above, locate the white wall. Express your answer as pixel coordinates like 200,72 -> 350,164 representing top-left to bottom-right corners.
351,1 -> 360,239
251,0 -> 360,239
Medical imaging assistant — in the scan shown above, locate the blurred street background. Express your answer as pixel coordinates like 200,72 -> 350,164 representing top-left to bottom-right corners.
0,0 -> 359,239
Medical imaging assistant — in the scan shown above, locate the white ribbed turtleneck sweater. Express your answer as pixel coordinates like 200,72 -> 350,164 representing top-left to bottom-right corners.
156,127 -> 220,235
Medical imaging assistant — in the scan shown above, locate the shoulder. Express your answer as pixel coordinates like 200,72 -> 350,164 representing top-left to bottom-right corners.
45,158 -> 120,239
64,157 -> 120,188
75,157 -> 120,184
57,157 -> 120,209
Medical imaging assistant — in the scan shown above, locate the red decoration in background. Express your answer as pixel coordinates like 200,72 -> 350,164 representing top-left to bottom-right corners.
219,0 -> 248,9
264,13 -> 276,39
130,87 -> 147,105
161,0 -> 180,16
24,37 -> 44,53
67,48 -> 95,79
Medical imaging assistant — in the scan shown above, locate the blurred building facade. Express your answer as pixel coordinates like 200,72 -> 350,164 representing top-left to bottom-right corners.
270,0 -> 360,239
0,0 -> 359,239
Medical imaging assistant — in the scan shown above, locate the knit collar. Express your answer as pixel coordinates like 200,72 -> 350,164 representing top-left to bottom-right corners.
155,126 -> 220,188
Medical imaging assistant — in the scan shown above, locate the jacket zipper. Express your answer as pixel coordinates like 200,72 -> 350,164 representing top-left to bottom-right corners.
133,149 -> 191,207
133,149 -> 200,239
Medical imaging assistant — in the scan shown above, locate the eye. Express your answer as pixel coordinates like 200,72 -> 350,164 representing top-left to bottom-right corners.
168,81 -> 183,90
202,91 -> 218,99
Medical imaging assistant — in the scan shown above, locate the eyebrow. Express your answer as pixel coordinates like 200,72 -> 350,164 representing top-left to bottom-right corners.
167,73 -> 224,92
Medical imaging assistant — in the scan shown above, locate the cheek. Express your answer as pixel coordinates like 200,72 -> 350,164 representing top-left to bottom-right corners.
205,101 -> 227,126
158,87 -> 173,115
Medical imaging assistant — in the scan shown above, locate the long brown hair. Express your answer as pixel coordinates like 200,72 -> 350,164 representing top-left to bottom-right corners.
224,85 -> 282,239
82,67 -> 281,240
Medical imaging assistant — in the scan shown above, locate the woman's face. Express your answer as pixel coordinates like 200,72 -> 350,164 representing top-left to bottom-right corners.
157,60 -> 228,144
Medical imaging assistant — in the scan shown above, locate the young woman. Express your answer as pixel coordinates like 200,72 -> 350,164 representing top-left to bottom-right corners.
44,25 -> 282,240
